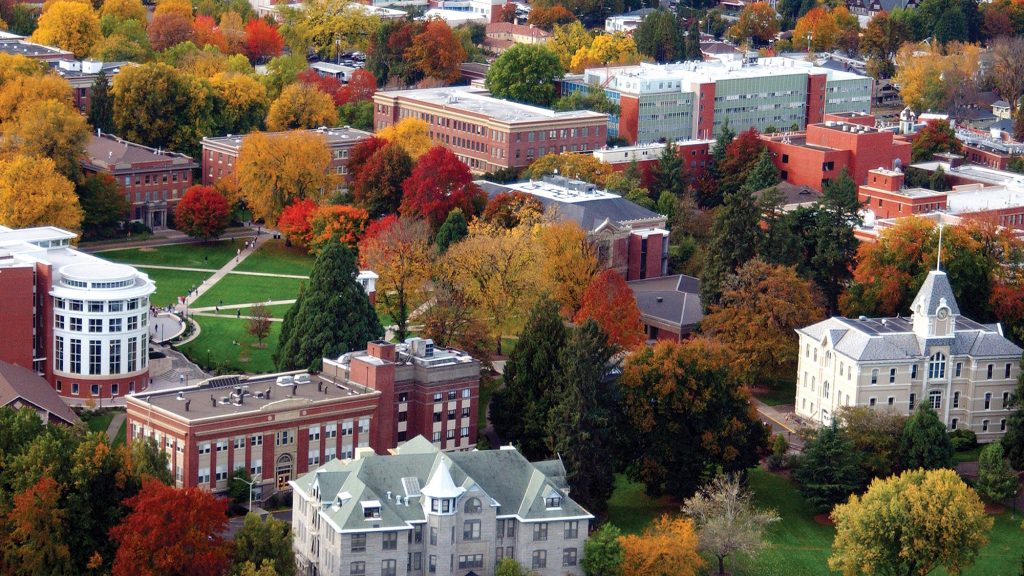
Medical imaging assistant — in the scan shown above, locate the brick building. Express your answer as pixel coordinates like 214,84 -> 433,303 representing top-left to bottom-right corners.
483,22 -> 551,53
0,226 -> 155,401
562,58 -> 872,144
200,126 -> 373,189
478,175 -> 669,280
125,338 -> 480,498
373,87 -> 608,173
761,113 -> 912,191
956,129 -> 1024,171
627,274 -> 704,342
858,168 -> 948,220
81,132 -> 197,229
592,139 -> 714,180
53,60 -> 128,113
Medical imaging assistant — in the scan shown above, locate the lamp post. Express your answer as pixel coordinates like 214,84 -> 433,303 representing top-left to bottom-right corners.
234,475 -> 261,511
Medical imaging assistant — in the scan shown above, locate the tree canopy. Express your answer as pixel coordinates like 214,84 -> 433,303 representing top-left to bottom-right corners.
485,43 -> 564,107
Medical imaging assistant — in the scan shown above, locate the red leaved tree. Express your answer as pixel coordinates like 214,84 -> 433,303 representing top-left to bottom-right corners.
110,478 -> 230,576
482,191 -> 544,229
362,213 -> 399,244
244,19 -> 283,63
401,146 -> 483,229
147,12 -> 195,52
574,269 -> 645,350
307,204 -> 370,254
174,185 -> 231,240
355,142 -> 413,218
337,68 -> 377,105
192,15 -> 226,52
348,136 -> 388,177
277,197 -> 319,247
404,19 -> 466,83
7,476 -> 73,575
297,68 -> 346,105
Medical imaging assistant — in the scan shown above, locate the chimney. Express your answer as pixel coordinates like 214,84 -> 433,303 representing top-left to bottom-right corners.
266,388 -> 271,399
367,340 -> 397,362
185,399 -> 191,412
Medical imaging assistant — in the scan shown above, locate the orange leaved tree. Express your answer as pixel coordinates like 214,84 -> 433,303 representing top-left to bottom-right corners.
620,515 -> 703,576
574,269 -> 644,350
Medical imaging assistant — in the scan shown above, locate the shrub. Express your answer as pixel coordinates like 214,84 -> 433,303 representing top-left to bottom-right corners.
950,429 -> 977,452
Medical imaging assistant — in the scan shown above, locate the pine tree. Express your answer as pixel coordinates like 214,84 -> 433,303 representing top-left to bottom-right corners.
810,168 -> 861,313
276,244 -> 383,371
793,422 -> 865,513
975,441 -> 1018,504
743,148 -> 780,192
88,70 -> 114,134
547,320 -> 619,516
686,19 -> 703,61
490,297 -> 567,460
653,142 -> 686,197
1004,363 -> 1024,469
434,208 -> 469,253
900,404 -> 955,470
701,119 -> 735,206
700,185 -> 762,310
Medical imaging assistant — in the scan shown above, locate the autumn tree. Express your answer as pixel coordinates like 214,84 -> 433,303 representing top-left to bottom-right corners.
620,339 -> 768,499
895,42 -> 981,113
31,0 -> 100,58
419,279 -> 492,366
619,515 -> 703,576
276,243 -> 383,371
485,43 -> 564,107
527,4 -> 575,30
235,130 -> 334,225
524,153 -> 614,187
154,0 -> 192,18
148,12 -> 195,51
569,32 -> 641,73
352,142 -> 412,218
401,146 -> 484,230
829,469 -> 992,576
727,2 -> 779,46
209,72 -> 269,134
376,117 -> 431,160
233,514 -> 294,576
574,269 -> 644,350
244,18 -> 283,62
366,19 -> 423,87
793,422 -> 866,513
900,403 -> 954,470
0,154 -> 82,232
482,192 -> 544,230
404,19 -> 464,83
219,11 -> 245,54
538,220 -> 598,317
701,259 -> 826,382
282,0 -> 379,61
681,474 -> 780,576
174,185 -> 230,240
306,204 -> 368,254
110,478 -> 231,576
911,119 -> 962,162
359,215 -> 432,340
3,476 -> 74,576
277,198 -> 318,247
266,82 -> 338,131
247,302 -> 272,347
836,406 -> 906,481
860,11 -> 907,78
101,0 -> 146,21
6,98 -> 90,181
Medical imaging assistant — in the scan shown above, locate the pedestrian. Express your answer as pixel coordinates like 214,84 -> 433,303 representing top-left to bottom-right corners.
215,306 -> 220,314
237,309 -> 241,318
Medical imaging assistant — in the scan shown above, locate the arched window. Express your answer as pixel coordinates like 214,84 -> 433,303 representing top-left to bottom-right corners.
464,497 -> 481,514
927,352 -> 946,380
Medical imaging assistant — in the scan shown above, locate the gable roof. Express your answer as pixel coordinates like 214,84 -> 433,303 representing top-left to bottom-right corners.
0,361 -> 79,425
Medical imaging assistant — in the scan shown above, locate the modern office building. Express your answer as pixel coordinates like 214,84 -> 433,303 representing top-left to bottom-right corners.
795,269 -> 1022,442
291,435 -> 593,576
125,339 -> 480,498
563,58 -> 872,144
477,175 -> 669,280
200,126 -> 373,189
373,87 -> 608,173
81,132 -> 197,229
0,226 -> 155,401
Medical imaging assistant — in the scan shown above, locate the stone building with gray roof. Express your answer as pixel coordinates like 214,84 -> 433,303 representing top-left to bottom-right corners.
292,436 -> 593,576
795,269 -> 1022,442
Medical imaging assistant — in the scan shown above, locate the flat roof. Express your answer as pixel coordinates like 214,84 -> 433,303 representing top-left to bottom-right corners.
500,178 -> 620,203
202,126 -> 373,150
0,39 -> 71,58
947,183 -> 1024,213
377,87 -> 606,124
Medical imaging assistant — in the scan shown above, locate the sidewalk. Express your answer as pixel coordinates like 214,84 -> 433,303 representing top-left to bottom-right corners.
80,226 -> 263,253
178,232 -> 271,316
106,412 -> 126,443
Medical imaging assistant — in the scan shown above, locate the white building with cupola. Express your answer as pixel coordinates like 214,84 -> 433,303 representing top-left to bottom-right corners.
795,269 -> 1022,441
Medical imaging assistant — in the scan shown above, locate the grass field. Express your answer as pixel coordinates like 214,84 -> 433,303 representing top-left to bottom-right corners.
82,411 -> 113,434
228,303 -> 295,318
178,316 -> 282,373
138,267 -> 213,307
753,378 -> 797,407
113,419 -> 126,447
234,239 -> 314,276
606,474 -> 677,535
100,240 -> 238,269
193,274 -> 306,308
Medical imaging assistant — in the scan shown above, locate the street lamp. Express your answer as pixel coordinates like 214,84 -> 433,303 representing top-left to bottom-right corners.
234,475 -> 261,511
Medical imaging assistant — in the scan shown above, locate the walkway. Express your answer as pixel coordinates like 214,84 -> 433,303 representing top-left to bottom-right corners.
178,233 -> 273,311
754,398 -> 806,452
106,412 -> 126,443
80,225 -> 266,253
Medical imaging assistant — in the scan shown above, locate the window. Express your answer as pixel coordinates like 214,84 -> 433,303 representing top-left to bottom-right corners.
363,504 -> 380,519
888,368 -> 896,383
198,468 -> 210,483
88,340 -> 101,375
869,397 -> 876,406
462,388 -> 470,398
1004,391 -> 1011,409
953,391 -> 960,408
911,365 -> 918,379
987,364 -> 994,379
463,520 -> 481,540
383,532 -> 398,550
198,442 -> 210,454
533,523 -> 548,541
432,432 -> 441,442
351,534 -> 366,553
276,431 -> 292,445
215,465 -> 227,481
564,520 -> 579,539
563,548 -> 578,567
823,381 -> 830,398
428,555 -> 436,573
342,420 -> 353,435
982,419 -> 989,432
928,352 -> 946,379
128,316 -> 138,331
532,550 -> 547,569
70,317 -> 82,332
1001,418 -> 1007,431
309,426 -> 321,441
127,337 -> 137,372
88,318 -> 102,333
433,392 -> 442,402
951,418 -> 958,430
251,434 -> 263,446
461,407 -> 471,418
458,555 -> 483,569
70,339 -> 81,373
888,396 -> 894,406
233,437 -> 245,449
460,427 -> 469,438
55,315 -> 65,330
109,318 -> 122,332
308,449 -> 320,466
251,459 -> 262,475
446,429 -> 455,440
1006,363 -> 1013,379
430,527 -> 437,545
871,369 -> 878,384
350,561 -> 366,575
929,390 -> 941,410
448,390 -> 457,400
984,392 -> 992,410
464,497 -> 481,513
447,409 -> 455,420
955,362 -> 963,377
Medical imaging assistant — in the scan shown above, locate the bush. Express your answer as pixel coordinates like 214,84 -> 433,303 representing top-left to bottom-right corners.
127,221 -> 152,235
950,429 -> 977,452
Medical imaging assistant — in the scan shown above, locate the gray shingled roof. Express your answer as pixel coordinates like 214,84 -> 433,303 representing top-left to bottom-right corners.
628,275 -> 704,329
910,271 -> 960,316
0,361 -> 79,425
292,436 -> 593,534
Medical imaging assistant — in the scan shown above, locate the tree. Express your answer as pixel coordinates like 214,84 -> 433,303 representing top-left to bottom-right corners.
793,422 -> 866,514
277,198 -> 318,247
420,280 -> 493,367
0,154 -> 82,232
490,297 -> 566,458
306,204 -> 369,254
538,221 -> 598,317
154,0 -> 193,18
192,14 -> 226,51
652,142 -> 685,197
582,523 -> 623,576
246,302 -> 272,346
401,146 -> 483,229
366,19 -> 423,87
435,209 -> 469,252
4,476 -> 74,576
552,83 -> 620,114
1005,363 -> 1024,469
244,18 -> 283,62
219,11 -> 245,54
527,4 -> 575,30
829,469 -> 992,576
174,185 -> 230,240
210,72 -> 269,135
147,12 -> 195,51
861,11 -> 907,79
235,131 -> 334,225
110,478 -> 231,576
621,339 -> 768,499
728,2 -> 779,46
276,243 -> 383,371
233,513 -> 294,576
266,82 -> 338,131
793,6 -> 841,52
633,9 -> 681,63
352,142 -> 412,218
284,0 -> 379,61
809,169 -> 861,313
88,70 -> 114,133
569,32 -> 641,73
700,186 -> 761,309
125,436 -> 174,485
376,117 -> 431,160
990,37 -> 1024,117
7,98 -> 90,181
101,0 -> 146,21
524,153 -> 613,187
485,43 -> 564,107
359,215 -> 432,340
836,406 -> 907,481
685,19 -> 702,61
619,515 -> 703,576
743,148 -> 780,193
901,403 -> 955,470
911,119 -> 962,162
482,191 -> 544,230
495,558 -> 528,576
404,19 -> 464,83
681,474 -> 780,576
975,440 -> 1018,504
550,21 -> 592,69
31,0 -> 99,58
78,173 -> 128,240
701,259 -> 826,382
717,128 -> 766,198
574,269 -> 644,350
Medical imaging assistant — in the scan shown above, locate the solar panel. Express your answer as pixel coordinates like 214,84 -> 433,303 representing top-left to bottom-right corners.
401,477 -> 421,497
205,376 -> 239,389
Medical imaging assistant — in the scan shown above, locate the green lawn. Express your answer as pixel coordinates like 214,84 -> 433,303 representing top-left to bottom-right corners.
193,274 -> 306,308
227,303 -> 294,318
82,411 -> 113,434
178,316 -> 283,374
753,378 -> 797,407
955,445 -> 984,463
113,419 -> 127,447
138,267 -> 213,307
234,239 -> 314,276
606,474 -> 677,535
100,240 -> 238,269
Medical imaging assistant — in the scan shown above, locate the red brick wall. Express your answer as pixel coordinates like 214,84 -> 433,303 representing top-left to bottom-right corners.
626,233 -> 665,280
764,139 -> 849,191
618,95 -> 640,144
806,74 -> 827,126
0,265 -> 35,370
695,83 -> 716,140
963,144 -> 1012,170
806,125 -> 900,186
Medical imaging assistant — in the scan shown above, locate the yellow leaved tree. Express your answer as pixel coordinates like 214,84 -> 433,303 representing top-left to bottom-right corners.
235,131 -> 335,225
266,83 -> 338,131
31,0 -> 101,58
376,118 -> 432,160
0,154 -> 83,232
619,515 -> 703,576
569,32 -> 641,73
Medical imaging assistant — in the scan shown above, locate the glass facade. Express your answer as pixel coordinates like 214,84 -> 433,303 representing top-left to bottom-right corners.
712,74 -> 808,134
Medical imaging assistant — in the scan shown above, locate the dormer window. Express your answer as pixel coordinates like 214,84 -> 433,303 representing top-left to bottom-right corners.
545,490 -> 562,509
361,500 -> 381,519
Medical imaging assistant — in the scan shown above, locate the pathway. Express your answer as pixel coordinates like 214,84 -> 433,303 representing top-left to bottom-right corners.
105,412 -> 126,443
753,398 -> 806,452
179,232 -> 273,311
81,225 -> 265,253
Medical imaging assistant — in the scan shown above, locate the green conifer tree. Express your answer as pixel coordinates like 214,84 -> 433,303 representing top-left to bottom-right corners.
793,422 -> 865,513
900,404 -> 955,470
434,208 -> 469,253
